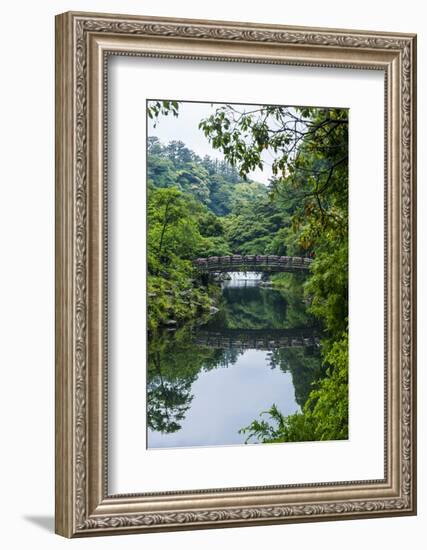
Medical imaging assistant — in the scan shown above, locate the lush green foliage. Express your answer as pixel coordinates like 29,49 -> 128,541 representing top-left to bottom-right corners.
239,333 -> 348,442
199,103 -> 349,443
147,186 -> 228,330
147,136 -> 269,330
148,136 -> 253,215
147,101 -> 349,444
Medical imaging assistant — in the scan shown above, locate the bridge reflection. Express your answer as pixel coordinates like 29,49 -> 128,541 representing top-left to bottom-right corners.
193,328 -> 319,350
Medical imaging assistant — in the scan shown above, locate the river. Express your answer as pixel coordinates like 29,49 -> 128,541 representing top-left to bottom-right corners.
147,272 -> 321,449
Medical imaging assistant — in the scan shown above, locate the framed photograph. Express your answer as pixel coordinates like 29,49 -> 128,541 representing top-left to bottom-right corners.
55,11 -> 417,537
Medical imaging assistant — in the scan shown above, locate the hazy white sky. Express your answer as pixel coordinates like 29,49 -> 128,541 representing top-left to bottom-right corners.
147,101 -> 274,184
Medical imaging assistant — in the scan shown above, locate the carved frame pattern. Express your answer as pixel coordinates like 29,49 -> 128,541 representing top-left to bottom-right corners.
55,11 -> 416,537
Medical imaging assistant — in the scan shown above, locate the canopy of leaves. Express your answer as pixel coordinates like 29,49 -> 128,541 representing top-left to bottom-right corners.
148,136 -> 248,216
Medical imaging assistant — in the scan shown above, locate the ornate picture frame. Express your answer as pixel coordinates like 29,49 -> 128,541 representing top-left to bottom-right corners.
55,11 -> 417,537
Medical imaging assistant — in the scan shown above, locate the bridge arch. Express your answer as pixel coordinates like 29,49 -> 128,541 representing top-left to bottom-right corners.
193,255 -> 312,274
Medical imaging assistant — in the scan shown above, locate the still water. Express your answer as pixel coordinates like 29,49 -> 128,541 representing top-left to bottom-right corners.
147,273 -> 321,449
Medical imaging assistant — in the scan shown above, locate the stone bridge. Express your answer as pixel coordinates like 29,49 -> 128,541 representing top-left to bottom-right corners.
193,328 -> 319,350
193,255 -> 312,273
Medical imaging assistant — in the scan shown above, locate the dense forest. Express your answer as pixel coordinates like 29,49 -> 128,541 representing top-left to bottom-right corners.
147,101 -> 349,443
147,136 -> 309,329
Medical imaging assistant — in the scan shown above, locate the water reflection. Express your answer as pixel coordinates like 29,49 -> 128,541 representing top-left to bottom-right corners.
147,272 -> 322,449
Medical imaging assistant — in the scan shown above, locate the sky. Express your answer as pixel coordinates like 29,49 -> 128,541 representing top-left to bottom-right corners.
147,100 -> 274,184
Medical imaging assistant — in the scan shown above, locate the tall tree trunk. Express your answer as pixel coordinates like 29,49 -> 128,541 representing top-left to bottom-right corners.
157,196 -> 172,256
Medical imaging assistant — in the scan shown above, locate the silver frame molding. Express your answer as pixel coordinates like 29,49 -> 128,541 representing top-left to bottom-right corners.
55,11 -> 417,538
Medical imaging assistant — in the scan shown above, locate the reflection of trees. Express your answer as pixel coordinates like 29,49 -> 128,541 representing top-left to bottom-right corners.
147,328 -> 242,434
147,351 -> 196,434
268,347 -> 322,408
205,285 -> 317,331
207,282 -> 322,409
148,283 -> 322,437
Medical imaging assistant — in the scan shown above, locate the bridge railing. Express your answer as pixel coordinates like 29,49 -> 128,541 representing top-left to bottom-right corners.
193,255 -> 312,271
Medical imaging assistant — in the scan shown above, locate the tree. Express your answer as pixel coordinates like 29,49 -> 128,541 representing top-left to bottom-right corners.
165,140 -> 194,166
147,135 -> 251,215
147,187 -> 230,330
239,333 -> 348,443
